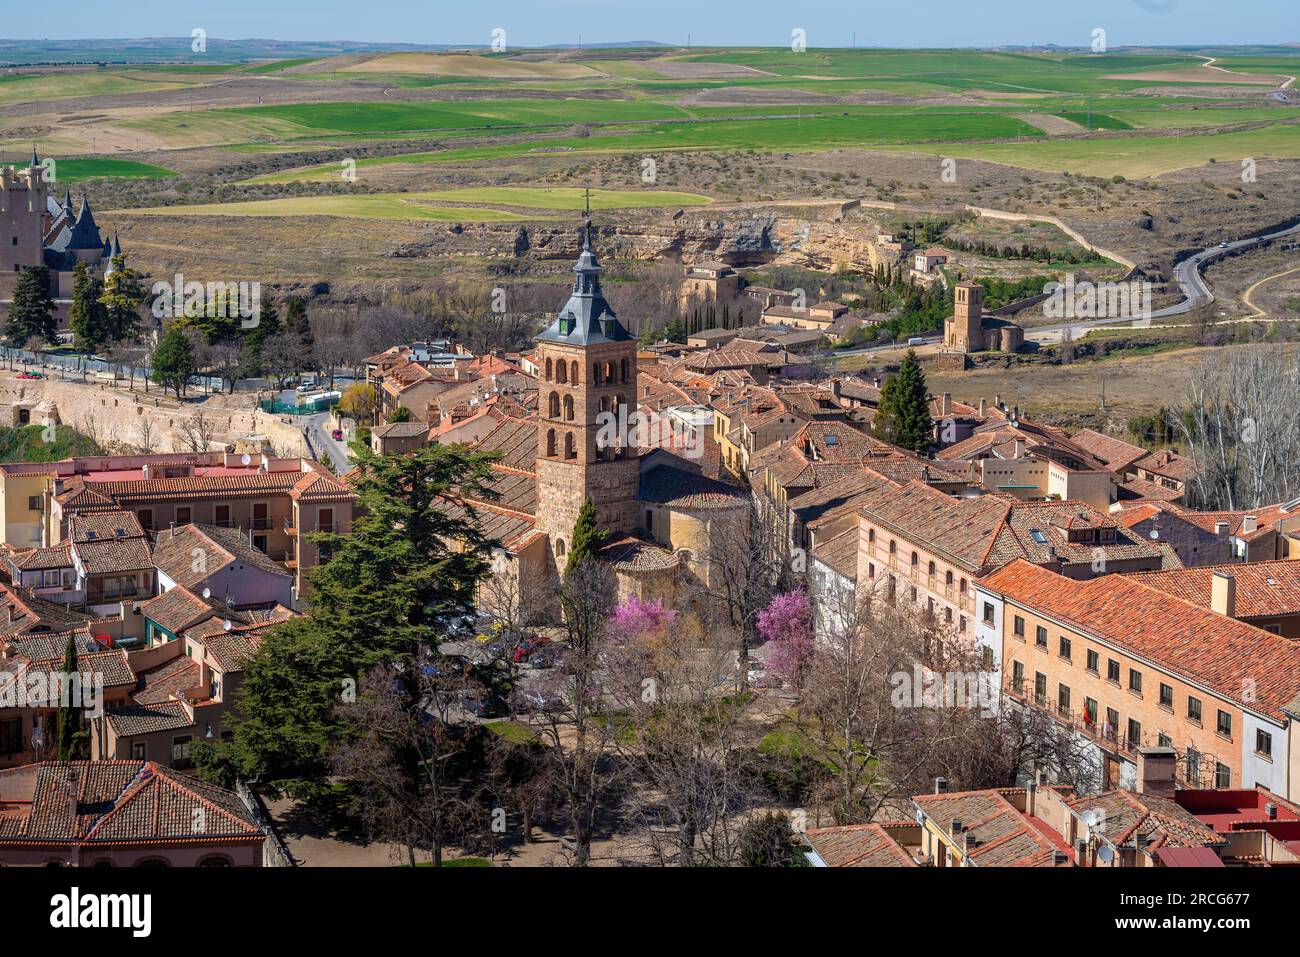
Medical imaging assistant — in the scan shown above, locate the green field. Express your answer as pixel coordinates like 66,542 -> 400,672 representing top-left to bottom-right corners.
121,194 -> 538,222
50,158 -> 177,181
1052,111 -> 1132,130
887,124 -> 1300,178
405,187 -> 711,208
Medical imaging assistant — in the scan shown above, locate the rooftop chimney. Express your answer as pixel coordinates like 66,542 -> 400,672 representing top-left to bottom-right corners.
1135,746 -> 1177,799
1214,521 -> 1229,536
978,397 -> 987,417
941,392 -> 952,416
1211,571 -> 1236,618
934,776 -> 948,794
1014,438 -> 1025,459
1242,515 -> 1258,535
949,818 -> 963,836
994,394 -> 1003,410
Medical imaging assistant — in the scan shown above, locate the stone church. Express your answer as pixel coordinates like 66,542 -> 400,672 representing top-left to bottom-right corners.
449,218 -> 749,622
943,280 -> 1024,354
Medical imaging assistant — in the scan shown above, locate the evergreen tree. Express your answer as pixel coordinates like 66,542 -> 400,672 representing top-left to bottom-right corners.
6,266 -> 56,347
565,497 -> 608,576
192,444 -> 501,797
55,631 -> 81,760
874,350 -> 933,453
69,261 -> 109,354
241,296 -> 281,377
99,256 -> 147,343
285,298 -> 315,371
151,326 -> 197,399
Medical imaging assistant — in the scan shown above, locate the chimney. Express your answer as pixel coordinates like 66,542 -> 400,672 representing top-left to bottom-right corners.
1267,803 -> 1278,820
1026,781 -> 1037,816
1014,438 -> 1025,458
1135,746 -> 1177,798
830,380 -> 841,400
962,830 -> 975,856
941,392 -> 952,416
933,776 -> 948,794
994,394 -> 1003,410
1242,515 -> 1258,535
1214,521 -> 1229,536
949,818 -> 963,837
978,397 -> 987,417
1211,571 -> 1236,618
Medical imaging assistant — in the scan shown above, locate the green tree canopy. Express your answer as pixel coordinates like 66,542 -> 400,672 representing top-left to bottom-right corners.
874,349 -> 932,453
6,265 -> 56,347
194,443 -> 503,797
99,257 -> 148,343
565,497 -> 608,576
69,260 -> 110,353
150,326 -> 197,399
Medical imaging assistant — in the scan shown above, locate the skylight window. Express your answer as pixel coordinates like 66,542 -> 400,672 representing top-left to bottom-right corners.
825,434 -> 839,446
1029,529 -> 1048,545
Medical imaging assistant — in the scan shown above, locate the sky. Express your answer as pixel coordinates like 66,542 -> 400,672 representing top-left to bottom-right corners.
14,0 -> 1300,48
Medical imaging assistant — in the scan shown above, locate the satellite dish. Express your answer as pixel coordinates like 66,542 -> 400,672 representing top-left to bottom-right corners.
1096,844 -> 1114,864
241,453 -> 252,466
1082,810 -> 1100,829
1149,529 -> 1159,540
223,619 -> 233,632
202,587 -> 212,600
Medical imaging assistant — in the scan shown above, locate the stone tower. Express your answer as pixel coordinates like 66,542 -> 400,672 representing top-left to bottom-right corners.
946,280 -> 985,352
534,217 -> 641,561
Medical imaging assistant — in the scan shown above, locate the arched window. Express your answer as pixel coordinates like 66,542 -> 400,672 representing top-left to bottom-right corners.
868,527 -> 875,543
548,392 -> 560,418
911,551 -> 919,567
557,361 -> 568,384
546,429 -> 557,457
593,362 -> 602,385
570,360 -> 579,384
599,396 -> 610,414
198,855 -> 232,867
927,560 -> 936,577
889,540 -> 896,555
620,358 -> 629,383
564,432 -> 576,460
960,578 -> 968,594
563,394 -> 575,421
555,539 -> 566,558
605,361 -> 615,382
945,570 -> 953,585
544,357 -> 552,382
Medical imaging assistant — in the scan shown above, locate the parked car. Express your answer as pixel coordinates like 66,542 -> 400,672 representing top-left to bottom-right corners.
461,692 -> 506,718
331,428 -> 344,441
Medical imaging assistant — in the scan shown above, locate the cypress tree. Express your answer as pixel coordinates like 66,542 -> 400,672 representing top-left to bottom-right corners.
55,631 -> 81,760
565,497 -> 608,576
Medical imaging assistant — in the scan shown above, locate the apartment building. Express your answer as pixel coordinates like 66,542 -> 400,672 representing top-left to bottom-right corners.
976,559 -> 1300,799
0,451 -> 354,605
856,482 -> 1169,638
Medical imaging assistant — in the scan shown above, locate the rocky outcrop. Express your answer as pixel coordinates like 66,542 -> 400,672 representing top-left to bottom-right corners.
390,206 -> 898,273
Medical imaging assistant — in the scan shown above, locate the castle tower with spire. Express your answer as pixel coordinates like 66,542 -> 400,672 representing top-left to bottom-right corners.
0,150 -> 124,328
534,216 -> 641,560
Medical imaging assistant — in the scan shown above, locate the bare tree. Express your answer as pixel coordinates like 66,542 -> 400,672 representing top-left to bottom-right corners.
1177,344 -> 1300,510
176,411 -> 218,453
134,416 -> 157,454
260,331 -> 300,389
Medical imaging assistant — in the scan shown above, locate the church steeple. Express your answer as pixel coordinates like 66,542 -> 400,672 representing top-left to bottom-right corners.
533,210 -> 642,553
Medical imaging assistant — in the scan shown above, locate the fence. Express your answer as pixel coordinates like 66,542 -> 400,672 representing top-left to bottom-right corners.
260,394 -> 339,416
235,779 -> 297,868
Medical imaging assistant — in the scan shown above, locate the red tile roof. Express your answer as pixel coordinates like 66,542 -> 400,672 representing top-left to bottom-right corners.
981,559 -> 1300,720
1128,560 -> 1300,620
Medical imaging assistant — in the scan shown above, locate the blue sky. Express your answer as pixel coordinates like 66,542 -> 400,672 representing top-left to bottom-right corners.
16,0 -> 1300,47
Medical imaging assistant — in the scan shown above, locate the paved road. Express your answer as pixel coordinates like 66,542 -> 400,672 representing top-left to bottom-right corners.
1030,220 -> 1300,343
302,411 -> 352,472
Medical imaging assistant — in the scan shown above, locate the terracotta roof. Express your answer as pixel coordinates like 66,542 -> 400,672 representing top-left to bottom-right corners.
152,524 -> 291,590
1068,790 -> 1224,851
1069,429 -> 1149,472
912,788 -> 1073,867
138,586 -> 215,635
600,535 -> 681,573
811,526 -> 859,580
805,823 -> 918,867
105,699 -> 194,736
638,464 -> 746,511
0,761 -> 261,844
72,536 -> 153,576
132,655 -> 201,705
372,421 -> 433,440
980,559 -> 1300,720
10,542 -> 73,571
475,417 -> 538,472
289,470 -> 355,503
858,483 -> 1165,574
69,510 -> 146,544
1134,449 -> 1197,483
1128,560 -> 1300,620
